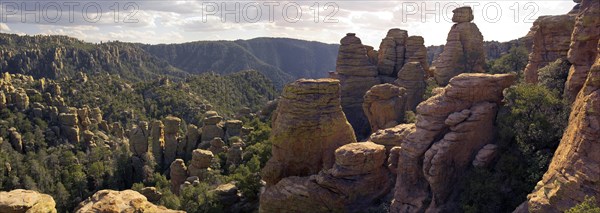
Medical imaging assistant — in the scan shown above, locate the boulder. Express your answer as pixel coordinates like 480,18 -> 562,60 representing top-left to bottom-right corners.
226,142 -> 243,167
75,190 -> 182,213
208,137 -> 226,155
225,120 -> 243,139
188,149 -> 214,178
451,6 -> 474,23
140,187 -> 162,203
0,189 -> 57,213
472,144 -> 499,167
184,124 -> 200,161
8,128 -> 22,153
363,83 -> 407,133
261,79 -> 357,186
163,116 -> 181,167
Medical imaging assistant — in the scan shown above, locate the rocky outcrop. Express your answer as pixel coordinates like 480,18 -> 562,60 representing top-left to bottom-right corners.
395,62 -> 427,111
433,7 -> 486,86
404,36 -> 429,74
334,33 -> 381,138
201,111 -> 225,142
523,15 -> 576,83
169,159 -> 187,195
184,124 -> 199,161
472,144 -> 499,168
8,128 -> 23,153
261,79 -> 357,186
163,116 -> 181,167
150,120 -> 165,167
224,120 -> 242,140
188,149 -> 213,178
208,137 -> 226,155
260,142 -> 391,212
129,123 -> 149,156
0,189 -> 57,213
363,84 -> 407,133
226,142 -> 243,167
388,73 -> 516,212
523,41 -> 600,213
59,113 -> 80,143
75,190 -> 182,213
377,29 -> 407,76
564,0 -> 600,100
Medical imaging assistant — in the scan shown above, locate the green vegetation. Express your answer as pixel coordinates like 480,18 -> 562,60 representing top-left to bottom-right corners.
566,196 -> 600,213
487,46 -> 529,75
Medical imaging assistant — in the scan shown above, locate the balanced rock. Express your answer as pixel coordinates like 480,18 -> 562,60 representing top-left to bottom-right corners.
564,0 -> 600,100
389,73 -> 516,212
524,15 -> 576,83
225,120 -> 243,139
395,62 -> 427,111
334,33 -> 381,138
261,79 -> 357,186
260,142 -> 391,212
208,137 -> 226,155
201,112 -> 225,142
451,6 -> 474,23
0,189 -> 57,213
433,7 -> 486,86
75,190 -> 182,213
363,83 -> 407,133
404,36 -> 430,73
368,123 -> 415,152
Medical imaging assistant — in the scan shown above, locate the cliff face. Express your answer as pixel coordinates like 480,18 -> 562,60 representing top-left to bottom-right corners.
564,0 -> 600,100
524,40 -> 600,213
523,15 -> 576,83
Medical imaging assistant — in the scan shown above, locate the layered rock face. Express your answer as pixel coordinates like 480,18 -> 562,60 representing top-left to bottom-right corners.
261,79 -> 357,186
363,83 -> 407,132
378,29 -> 407,76
169,159 -> 187,195
0,189 -> 57,213
564,0 -> 600,100
523,41 -> 600,213
163,116 -> 181,167
74,190 -> 183,213
188,149 -> 214,178
260,142 -> 392,212
433,7 -> 486,86
523,15 -> 576,83
395,62 -> 426,111
388,73 -> 516,212
334,33 -> 381,138
150,120 -> 165,166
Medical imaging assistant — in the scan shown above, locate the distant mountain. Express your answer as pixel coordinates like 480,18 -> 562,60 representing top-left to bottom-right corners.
140,38 -> 339,88
0,33 -> 188,81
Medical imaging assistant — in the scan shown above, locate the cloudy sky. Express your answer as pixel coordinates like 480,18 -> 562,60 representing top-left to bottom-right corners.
0,0 -> 575,47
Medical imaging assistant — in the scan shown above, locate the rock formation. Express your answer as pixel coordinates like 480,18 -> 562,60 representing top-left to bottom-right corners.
564,0 -> 600,100
8,128 -> 23,153
188,149 -> 214,178
74,190 -> 182,213
150,120 -> 165,167
163,116 -> 181,167
260,142 -> 391,212
0,189 -> 57,213
404,36 -> 429,74
386,73 -> 516,212
129,123 -> 149,156
184,124 -> 200,161
59,113 -> 79,143
226,142 -> 243,167
334,33 -> 381,138
378,29 -> 407,76
208,137 -> 226,155
522,40 -> 600,213
363,83 -> 407,133
395,62 -> 427,111
169,159 -> 187,195
225,120 -> 242,140
523,15 -> 576,83
433,7 -> 486,86
472,144 -> 499,167
201,111 -> 225,142
261,79 -> 357,186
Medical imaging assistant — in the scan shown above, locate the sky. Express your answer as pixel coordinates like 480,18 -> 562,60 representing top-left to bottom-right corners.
0,0 -> 575,47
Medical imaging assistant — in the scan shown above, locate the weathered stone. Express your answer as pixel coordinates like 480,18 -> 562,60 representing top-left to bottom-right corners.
150,120 -> 165,166
188,149 -> 213,178
184,124 -> 200,161
524,15 -> 576,83
524,41 -> 600,213
472,144 -> 499,167
433,7 -> 486,86
164,116 -> 181,167
390,73 -> 516,212
451,6 -> 474,23
363,83 -> 407,133
395,62 -> 427,111
140,187 -> 162,203
8,128 -> 22,153
226,142 -> 243,167
129,124 -> 149,156
404,36 -> 430,73
0,189 -> 57,213
260,142 -> 391,212
565,0 -> 600,100
208,137 -> 226,155
261,79 -> 357,186
377,28 -> 408,76
75,190 -> 182,213
225,120 -> 243,140
214,183 -> 240,206
169,159 -> 187,195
